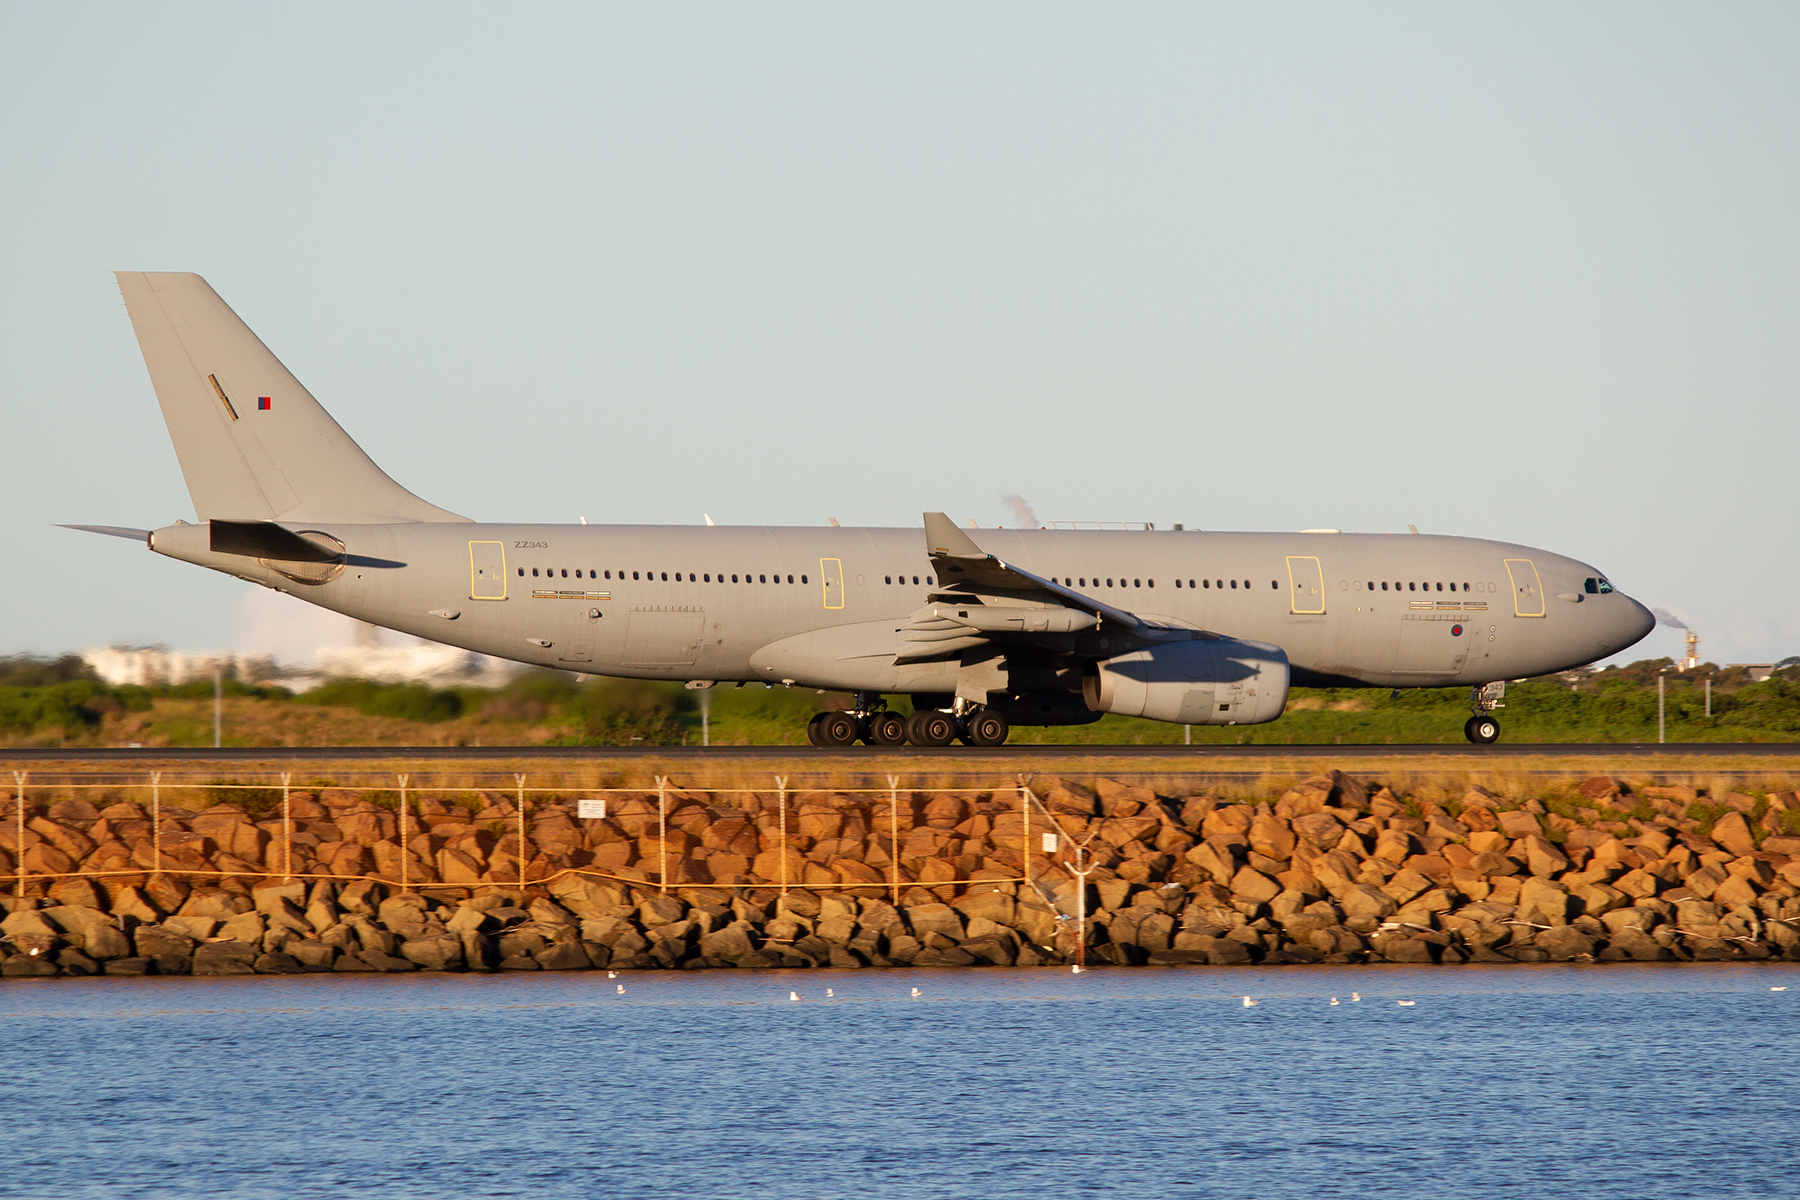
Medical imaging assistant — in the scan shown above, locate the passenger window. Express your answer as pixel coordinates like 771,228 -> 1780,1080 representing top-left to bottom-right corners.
1175,579 -> 1182,588
1435,582 -> 1441,591
1106,578 -> 1113,587
532,568 -> 540,577
1380,582 -> 1387,590
1134,579 -> 1141,588
1230,579 -> 1237,589
1190,580 -> 1196,589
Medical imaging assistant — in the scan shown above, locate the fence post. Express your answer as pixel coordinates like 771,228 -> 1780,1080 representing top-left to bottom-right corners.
1019,777 -> 1032,889
11,771 -> 25,900
656,775 -> 669,894
887,774 -> 901,906
515,774 -> 528,890
397,773 -> 409,892
151,771 -> 162,880
281,772 -> 293,882
775,775 -> 788,896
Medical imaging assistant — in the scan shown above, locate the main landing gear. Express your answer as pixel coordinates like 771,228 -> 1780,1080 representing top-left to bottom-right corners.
807,695 -> 1010,747
1464,682 -> 1506,744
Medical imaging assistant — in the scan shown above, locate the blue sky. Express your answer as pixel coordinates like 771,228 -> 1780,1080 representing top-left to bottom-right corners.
2,4 -> 1796,667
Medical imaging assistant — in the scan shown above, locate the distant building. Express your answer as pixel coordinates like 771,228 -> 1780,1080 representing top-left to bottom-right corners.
83,647 -> 275,687
83,636 -> 517,692
1728,663 -> 1777,682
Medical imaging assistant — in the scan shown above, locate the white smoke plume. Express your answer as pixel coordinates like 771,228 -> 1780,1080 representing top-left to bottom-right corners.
1651,607 -> 1689,630
1001,493 -> 1039,528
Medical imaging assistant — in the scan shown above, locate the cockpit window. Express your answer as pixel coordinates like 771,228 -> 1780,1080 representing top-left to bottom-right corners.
1597,578 -> 1613,593
1585,577 -> 1615,594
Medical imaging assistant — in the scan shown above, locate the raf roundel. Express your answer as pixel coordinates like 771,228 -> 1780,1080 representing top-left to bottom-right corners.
1451,624 -> 1463,637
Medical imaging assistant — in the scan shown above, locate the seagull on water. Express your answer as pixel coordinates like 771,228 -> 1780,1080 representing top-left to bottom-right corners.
1071,964 -> 1083,974
826,988 -> 834,998
1396,1000 -> 1416,1007
911,987 -> 922,998
789,991 -> 801,1002
1242,996 -> 1258,1008
616,984 -> 625,994
1773,986 -> 1788,992
1330,997 -> 1339,1006
1351,992 -> 1361,1002
608,970 -> 618,979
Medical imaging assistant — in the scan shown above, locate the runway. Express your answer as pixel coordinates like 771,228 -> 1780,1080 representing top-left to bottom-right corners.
1,741 -> 1795,763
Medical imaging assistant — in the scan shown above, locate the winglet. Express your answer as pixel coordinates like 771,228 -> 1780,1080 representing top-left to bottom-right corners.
923,511 -> 983,558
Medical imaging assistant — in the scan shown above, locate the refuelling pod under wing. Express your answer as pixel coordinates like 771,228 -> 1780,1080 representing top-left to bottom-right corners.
1082,638 -> 1290,725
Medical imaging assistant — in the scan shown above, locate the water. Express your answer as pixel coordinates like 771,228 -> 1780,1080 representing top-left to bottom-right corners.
1,964 -> 1796,1200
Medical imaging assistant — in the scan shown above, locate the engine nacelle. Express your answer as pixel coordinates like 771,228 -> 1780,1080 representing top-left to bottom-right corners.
1082,638 -> 1290,725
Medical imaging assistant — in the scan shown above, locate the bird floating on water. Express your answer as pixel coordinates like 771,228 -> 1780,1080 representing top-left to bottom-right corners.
1773,986 -> 1788,992
789,991 -> 801,1002
1330,997 -> 1339,1006
1242,996 -> 1258,1008
608,971 -> 617,979
911,987 -> 922,998
616,984 -> 625,994
1396,1000 -> 1416,1007
1071,964 -> 1083,974
826,988 -> 834,998
1351,993 -> 1361,1002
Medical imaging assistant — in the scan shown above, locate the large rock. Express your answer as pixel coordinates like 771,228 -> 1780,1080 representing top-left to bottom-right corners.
1521,837 -> 1570,878
1711,812 -> 1756,858
192,941 -> 260,975
1248,815 -> 1296,861
1230,867 -> 1281,904
1339,885 -> 1399,925
906,903 -> 965,942
1534,926 -> 1595,961
1518,878 -> 1574,926
401,935 -> 466,971
134,925 -> 196,973
952,892 -> 1015,926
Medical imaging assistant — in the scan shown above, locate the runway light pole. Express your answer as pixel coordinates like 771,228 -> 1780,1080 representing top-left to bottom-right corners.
1658,672 -> 1666,745
212,662 -> 222,748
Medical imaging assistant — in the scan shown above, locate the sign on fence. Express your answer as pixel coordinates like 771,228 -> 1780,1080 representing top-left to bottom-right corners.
577,798 -> 608,820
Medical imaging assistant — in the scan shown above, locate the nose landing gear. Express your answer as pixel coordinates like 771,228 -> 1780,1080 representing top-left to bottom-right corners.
1464,682 -> 1506,744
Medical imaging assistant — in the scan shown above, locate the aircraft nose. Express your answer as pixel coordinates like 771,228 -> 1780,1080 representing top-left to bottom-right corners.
1618,595 -> 1656,648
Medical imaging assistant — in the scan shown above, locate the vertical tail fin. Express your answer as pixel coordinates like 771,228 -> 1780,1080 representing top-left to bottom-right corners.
115,271 -> 467,524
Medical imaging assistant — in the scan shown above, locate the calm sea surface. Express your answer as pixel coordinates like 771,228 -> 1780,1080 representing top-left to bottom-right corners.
1,963 -> 1796,1200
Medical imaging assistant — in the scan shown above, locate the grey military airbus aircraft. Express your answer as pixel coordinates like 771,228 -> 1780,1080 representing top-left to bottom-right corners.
67,273 -> 1655,747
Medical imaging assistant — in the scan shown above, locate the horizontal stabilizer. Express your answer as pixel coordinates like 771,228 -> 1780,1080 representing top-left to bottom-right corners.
57,524 -> 150,543
209,519 -> 342,562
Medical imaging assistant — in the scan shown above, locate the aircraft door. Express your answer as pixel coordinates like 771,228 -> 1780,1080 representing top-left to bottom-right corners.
1504,559 -> 1545,617
469,541 -> 506,600
1285,556 -> 1325,614
820,558 -> 844,609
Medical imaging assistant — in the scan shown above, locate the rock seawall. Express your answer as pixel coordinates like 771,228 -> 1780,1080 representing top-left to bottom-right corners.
3,772 -> 1798,976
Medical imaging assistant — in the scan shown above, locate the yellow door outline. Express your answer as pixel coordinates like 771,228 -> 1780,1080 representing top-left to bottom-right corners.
820,558 -> 844,609
1285,555 -> 1325,614
1504,558 -> 1545,617
469,540 -> 507,600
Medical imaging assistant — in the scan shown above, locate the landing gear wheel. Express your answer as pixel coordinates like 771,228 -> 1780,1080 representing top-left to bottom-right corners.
905,709 -> 956,747
966,711 -> 1010,747
805,712 -> 828,747
818,711 -> 861,746
1464,715 -> 1500,744
868,711 -> 907,746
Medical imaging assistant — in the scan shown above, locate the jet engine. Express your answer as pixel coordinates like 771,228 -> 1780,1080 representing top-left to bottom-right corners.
1082,638 -> 1289,725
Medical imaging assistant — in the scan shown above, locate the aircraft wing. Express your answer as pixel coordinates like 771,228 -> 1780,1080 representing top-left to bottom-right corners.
899,512 -> 1191,663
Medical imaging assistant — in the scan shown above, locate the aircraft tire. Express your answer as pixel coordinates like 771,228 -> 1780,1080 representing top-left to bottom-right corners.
1464,715 -> 1500,744
967,711 -> 1009,747
868,712 -> 907,746
818,711 -> 861,746
806,712 -> 828,747
905,709 -> 956,747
